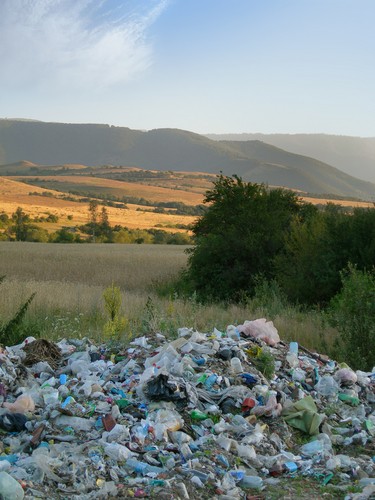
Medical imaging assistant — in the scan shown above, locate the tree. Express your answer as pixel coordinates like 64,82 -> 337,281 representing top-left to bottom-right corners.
183,175 -> 310,302
88,200 -> 99,241
11,207 -> 30,241
99,206 -> 112,240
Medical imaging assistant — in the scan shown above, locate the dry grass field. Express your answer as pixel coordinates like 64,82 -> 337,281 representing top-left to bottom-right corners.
10,175 -> 205,205
0,242 -> 335,350
0,177 -> 197,231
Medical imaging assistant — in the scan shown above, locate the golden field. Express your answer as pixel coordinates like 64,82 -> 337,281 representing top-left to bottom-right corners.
0,177 -> 196,231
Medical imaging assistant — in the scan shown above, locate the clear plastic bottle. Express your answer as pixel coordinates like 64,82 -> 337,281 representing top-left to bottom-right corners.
289,342 -> 299,356
230,357 -> 243,374
126,458 -> 164,476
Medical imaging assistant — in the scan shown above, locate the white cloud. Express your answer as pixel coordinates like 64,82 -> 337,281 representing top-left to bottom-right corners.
0,0 -> 169,90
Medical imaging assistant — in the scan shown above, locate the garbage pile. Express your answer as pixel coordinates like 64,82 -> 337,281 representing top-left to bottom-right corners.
0,318 -> 374,499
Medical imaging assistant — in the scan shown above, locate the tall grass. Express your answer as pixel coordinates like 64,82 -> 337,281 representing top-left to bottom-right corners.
0,242 -> 337,353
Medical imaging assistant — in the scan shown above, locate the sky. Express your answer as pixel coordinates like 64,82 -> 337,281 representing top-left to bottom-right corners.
1,0 -> 375,136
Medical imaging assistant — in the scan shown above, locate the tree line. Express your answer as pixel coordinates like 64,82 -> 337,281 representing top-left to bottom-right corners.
0,202 -> 193,245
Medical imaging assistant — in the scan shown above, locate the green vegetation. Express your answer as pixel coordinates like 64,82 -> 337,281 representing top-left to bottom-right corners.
326,265 -> 375,370
102,283 -> 128,341
0,275 -> 36,346
182,174 -> 315,301
179,175 -> 374,369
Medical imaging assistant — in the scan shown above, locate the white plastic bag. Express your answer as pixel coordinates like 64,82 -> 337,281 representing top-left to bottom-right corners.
237,318 -> 280,346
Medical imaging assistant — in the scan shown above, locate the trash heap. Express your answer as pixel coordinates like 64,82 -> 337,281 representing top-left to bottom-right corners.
0,318 -> 374,499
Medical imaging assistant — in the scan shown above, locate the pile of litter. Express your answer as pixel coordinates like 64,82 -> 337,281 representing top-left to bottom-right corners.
0,318 -> 374,499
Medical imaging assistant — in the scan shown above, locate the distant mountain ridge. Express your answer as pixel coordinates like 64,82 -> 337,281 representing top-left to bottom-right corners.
0,119 -> 374,200
206,132 -> 375,184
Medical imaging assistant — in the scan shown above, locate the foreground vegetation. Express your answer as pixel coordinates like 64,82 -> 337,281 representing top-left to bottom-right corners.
0,242 -> 337,356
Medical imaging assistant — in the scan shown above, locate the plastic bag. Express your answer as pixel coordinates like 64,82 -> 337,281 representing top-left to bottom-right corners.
282,395 -> 325,435
0,413 -> 28,432
334,368 -> 357,385
314,375 -> 339,397
146,374 -> 187,402
3,394 -> 35,413
237,318 -> 280,346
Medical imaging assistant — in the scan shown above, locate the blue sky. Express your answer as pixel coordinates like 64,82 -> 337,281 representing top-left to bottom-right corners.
1,0 -> 374,136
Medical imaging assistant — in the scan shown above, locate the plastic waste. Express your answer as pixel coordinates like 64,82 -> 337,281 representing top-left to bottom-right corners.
314,375 -> 339,397
237,318 -> 280,346
146,373 -> 187,402
3,394 -> 35,413
334,368 -> 358,385
230,357 -> 243,374
239,475 -> 263,489
0,413 -> 28,432
0,471 -> 24,500
126,458 -> 164,476
300,434 -> 332,457
289,342 -> 299,356
190,410 -> 209,421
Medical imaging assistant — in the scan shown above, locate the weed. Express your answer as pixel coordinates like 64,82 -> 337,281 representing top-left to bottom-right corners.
249,348 -> 275,379
102,283 -> 129,342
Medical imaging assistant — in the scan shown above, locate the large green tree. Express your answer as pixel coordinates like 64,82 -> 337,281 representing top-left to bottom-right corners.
184,175 -> 312,301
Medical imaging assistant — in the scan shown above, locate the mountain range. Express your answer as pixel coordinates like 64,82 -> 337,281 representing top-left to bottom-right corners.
0,119 -> 374,200
207,133 -> 375,184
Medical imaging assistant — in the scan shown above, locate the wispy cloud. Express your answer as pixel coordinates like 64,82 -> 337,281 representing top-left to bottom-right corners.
0,0 -> 169,90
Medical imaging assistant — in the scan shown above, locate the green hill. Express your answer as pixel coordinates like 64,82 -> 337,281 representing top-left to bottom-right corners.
1,119 -> 374,200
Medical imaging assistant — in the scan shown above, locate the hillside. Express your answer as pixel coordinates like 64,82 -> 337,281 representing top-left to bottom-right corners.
207,133 -> 375,184
1,119 -> 375,200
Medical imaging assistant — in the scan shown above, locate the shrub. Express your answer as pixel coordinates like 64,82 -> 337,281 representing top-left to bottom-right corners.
102,283 -> 128,341
326,265 -> 375,370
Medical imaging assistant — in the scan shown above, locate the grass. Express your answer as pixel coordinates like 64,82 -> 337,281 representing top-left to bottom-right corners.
0,241 -> 339,352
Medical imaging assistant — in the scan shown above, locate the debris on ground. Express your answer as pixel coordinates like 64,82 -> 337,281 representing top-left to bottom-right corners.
0,319 -> 374,499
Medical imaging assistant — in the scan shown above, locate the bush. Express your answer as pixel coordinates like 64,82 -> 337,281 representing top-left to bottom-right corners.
326,265 -> 375,370
102,283 -> 128,341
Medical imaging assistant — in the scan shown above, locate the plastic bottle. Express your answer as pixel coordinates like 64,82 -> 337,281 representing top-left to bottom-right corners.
126,458 -> 164,476
230,357 -> 243,374
0,471 -> 25,500
190,410 -> 209,421
289,342 -> 299,356
204,374 -> 217,390
238,475 -> 263,489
